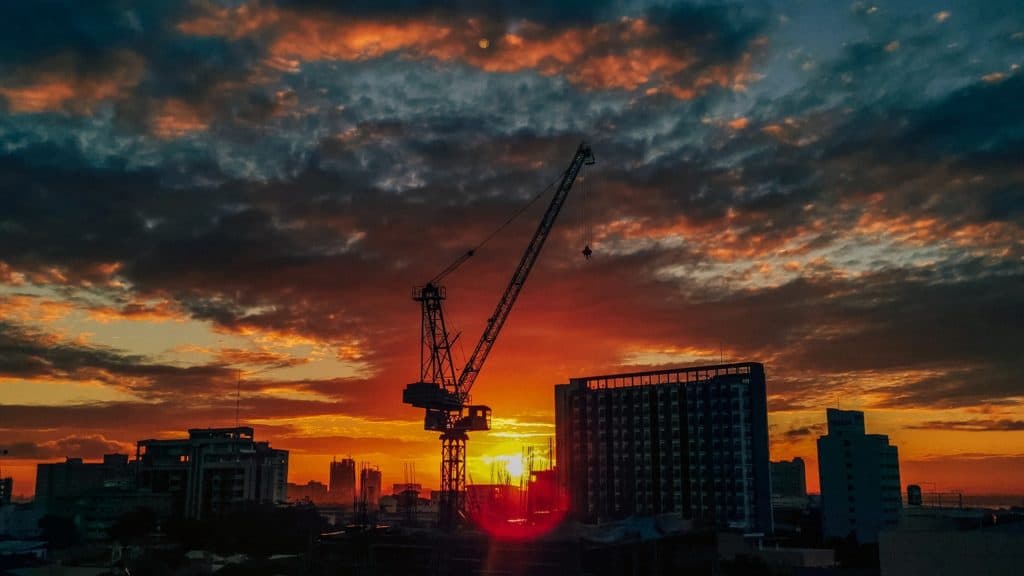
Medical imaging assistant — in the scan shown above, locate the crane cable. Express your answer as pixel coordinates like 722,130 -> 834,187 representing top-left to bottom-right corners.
429,168 -> 567,285
580,171 -> 593,260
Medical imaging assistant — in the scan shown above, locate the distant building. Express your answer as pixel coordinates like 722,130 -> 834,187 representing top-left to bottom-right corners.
360,466 -> 382,509
329,457 -> 356,505
34,454 -> 132,510
288,480 -> 329,504
392,482 -> 422,496
771,458 -> 808,500
0,478 -> 10,507
555,362 -> 773,533
817,409 -> 901,543
0,477 -> 11,506
907,484 -> 922,506
136,427 -> 288,519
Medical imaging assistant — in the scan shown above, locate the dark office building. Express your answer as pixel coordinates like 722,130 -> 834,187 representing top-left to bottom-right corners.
329,457 -> 356,504
817,409 -> 901,543
555,362 -> 773,533
34,454 -> 132,510
0,476 -> 11,506
136,427 -> 288,519
771,458 -> 808,500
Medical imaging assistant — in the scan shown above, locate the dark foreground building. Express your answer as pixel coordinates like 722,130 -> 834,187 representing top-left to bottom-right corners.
555,362 -> 772,533
34,453 -> 133,511
817,408 -> 901,543
136,427 -> 288,519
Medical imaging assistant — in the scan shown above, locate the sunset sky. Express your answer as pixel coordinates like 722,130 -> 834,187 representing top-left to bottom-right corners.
1,0 -> 1022,500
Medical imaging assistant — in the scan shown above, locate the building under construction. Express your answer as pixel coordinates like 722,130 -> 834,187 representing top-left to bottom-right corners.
555,362 -> 773,533
329,457 -> 356,505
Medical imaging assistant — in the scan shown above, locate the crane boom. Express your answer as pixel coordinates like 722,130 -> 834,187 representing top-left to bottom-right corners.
455,141 -> 595,399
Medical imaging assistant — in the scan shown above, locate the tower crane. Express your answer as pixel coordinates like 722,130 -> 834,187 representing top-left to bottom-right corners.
403,142 -> 595,529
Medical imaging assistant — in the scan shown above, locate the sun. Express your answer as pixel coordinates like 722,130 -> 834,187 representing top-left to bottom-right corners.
504,455 -> 523,479
478,454 -> 525,483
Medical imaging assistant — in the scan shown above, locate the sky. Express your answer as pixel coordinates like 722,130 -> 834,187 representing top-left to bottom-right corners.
0,0 -> 1022,500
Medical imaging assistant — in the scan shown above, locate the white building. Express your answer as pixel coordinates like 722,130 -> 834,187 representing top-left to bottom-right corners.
817,409 -> 901,543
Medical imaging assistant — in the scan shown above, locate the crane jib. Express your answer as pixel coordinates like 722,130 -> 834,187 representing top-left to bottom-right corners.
455,142 -> 595,397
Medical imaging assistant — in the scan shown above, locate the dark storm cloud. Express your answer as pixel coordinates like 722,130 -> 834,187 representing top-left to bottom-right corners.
780,423 -> 826,441
906,419 -> 1024,432
3,435 -> 130,460
601,66 -> 1024,262
0,0 -> 275,133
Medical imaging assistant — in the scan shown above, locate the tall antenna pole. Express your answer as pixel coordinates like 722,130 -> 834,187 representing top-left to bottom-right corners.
235,370 -> 241,427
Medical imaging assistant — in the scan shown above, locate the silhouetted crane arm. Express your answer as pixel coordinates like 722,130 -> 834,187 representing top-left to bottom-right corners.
455,142 -> 595,399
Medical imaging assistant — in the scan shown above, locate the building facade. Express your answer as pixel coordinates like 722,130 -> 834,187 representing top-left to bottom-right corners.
136,427 -> 288,519
329,457 -> 356,505
555,362 -> 773,533
0,477 -> 11,506
817,409 -> 901,543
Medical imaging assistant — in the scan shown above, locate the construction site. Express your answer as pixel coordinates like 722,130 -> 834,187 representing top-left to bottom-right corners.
313,143 -> 785,575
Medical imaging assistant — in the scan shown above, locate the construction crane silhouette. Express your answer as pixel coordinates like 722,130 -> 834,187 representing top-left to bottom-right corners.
403,142 -> 595,529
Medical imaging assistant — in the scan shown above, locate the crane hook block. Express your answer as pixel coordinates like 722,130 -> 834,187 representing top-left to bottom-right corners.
582,244 -> 593,260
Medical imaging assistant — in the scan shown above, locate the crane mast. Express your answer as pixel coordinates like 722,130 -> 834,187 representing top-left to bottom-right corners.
403,142 -> 595,529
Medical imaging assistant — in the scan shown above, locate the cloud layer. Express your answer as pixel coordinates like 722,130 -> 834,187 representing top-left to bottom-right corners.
1,0 -> 1022,496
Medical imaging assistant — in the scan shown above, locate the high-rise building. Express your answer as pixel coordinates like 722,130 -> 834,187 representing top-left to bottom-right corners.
136,427 -> 288,519
771,458 -> 808,500
555,362 -> 773,533
817,408 -> 901,543
329,457 -> 356,504
34,454 -> 132,510
360,465 -> 382,509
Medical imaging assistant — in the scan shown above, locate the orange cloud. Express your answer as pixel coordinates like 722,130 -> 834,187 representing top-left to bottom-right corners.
727,117 -> 750,130
178,7 -> 760,99
0,261 -> 26,285
86,299 -> 185,324
854,211 -> 1024,255
0,296 -> 75,324
151,99 -> 210,139
0,52 -> 143,114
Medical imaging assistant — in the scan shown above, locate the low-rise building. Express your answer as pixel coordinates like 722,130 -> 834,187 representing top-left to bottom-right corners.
288,480 -> 329,504
34,454 -> 132,511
